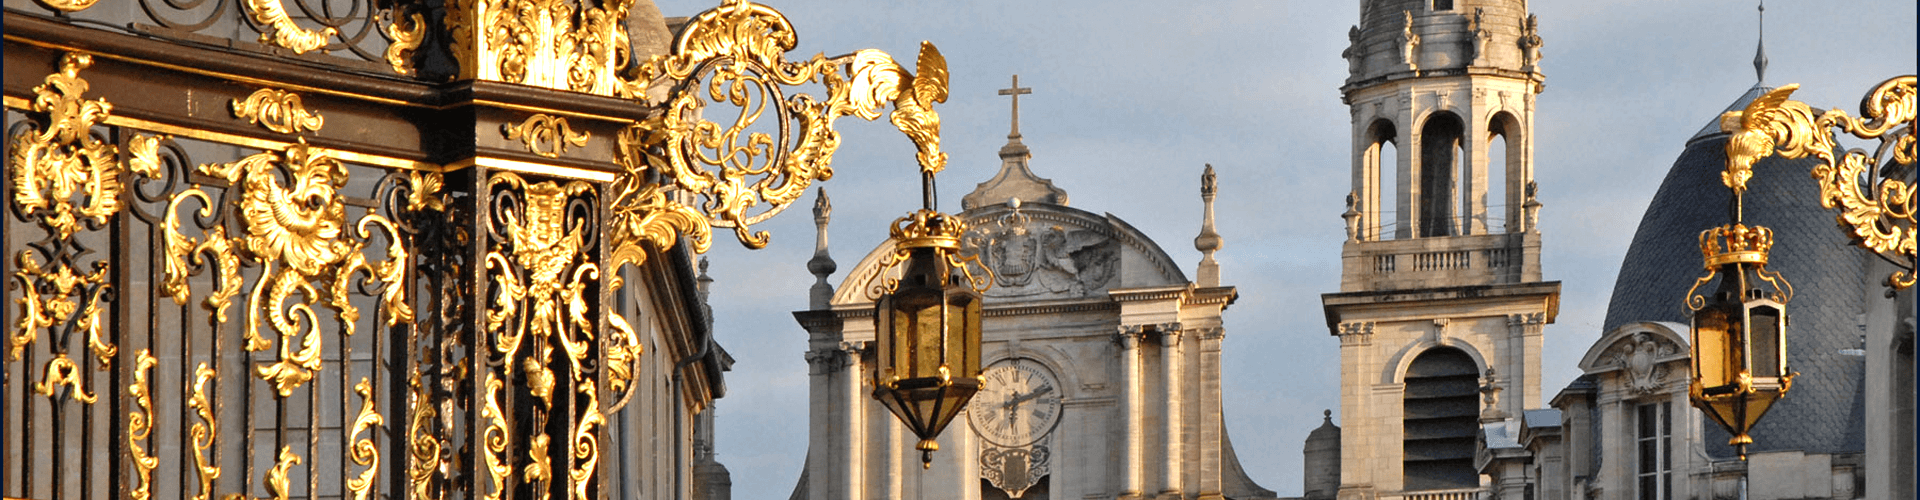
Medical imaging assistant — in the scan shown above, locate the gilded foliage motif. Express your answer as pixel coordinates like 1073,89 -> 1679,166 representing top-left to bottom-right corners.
232,88 -> 326,135
1721,76 -> 1917,289
244,0 -> 338,54
127,352 -> 159,500
463,0 -> 632,93
611,0 -> 952,272
504,114 -> 591,158
8,52 -> 154,405
159,139 -> 429,397
485,171 -> 604,500
347,378 -> 385,500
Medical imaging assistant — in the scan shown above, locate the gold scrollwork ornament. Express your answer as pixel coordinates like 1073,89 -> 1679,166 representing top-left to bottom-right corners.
503,114 -> 590,158
127,352 -> 160,500
346,378 -> 384,500
1721,76 -> 1917,289
9,53 -> 142,364
617,0 -> 951,258
176,139 -> 413,396
232,88 -> 325,135
188,364 -> 219,500
244,0 -> 337,54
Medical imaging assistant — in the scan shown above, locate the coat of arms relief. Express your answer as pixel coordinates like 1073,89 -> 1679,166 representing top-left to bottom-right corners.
966,201 -> 1118,299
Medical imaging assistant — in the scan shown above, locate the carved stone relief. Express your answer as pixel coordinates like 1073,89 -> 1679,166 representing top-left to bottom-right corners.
1604,332 -> 1679,395
966,206 -> 1118,299
981,442 -> 1051,499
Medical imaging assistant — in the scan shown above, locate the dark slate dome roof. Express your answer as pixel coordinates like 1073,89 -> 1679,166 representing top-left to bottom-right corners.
1603,88 -> 1866,458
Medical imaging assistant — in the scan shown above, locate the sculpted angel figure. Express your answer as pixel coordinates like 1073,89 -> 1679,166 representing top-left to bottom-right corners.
1400,11 -> 1420,72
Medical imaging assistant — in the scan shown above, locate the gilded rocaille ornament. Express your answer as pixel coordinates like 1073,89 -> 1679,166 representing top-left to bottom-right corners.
9,53 -> 147,401
612,0 -> 952,264
1720,76 -> 1917,290
127,351 -> 160,500
162,138 -> 419,397
245,0 -> 337,54
347,378 -> 385,500
504,114 -> 591,158
232,88 -> 326,135
187,364 -> 219,500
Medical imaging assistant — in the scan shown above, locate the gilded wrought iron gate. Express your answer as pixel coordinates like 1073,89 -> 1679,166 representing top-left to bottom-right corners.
3,1 -> 951,499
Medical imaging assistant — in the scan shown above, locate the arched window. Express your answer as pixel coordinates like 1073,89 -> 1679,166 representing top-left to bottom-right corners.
1403,347 -> 1479,491
1418,112 -> 1464,237
1487,112 -> 1523,233
1366,119 -> 1399,240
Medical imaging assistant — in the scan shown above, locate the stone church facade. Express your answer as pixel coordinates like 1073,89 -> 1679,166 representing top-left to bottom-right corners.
788,95 -> 1276,500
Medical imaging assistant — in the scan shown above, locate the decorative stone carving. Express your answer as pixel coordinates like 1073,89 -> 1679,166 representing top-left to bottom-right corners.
967,201 -> 1118,298
1400,11 -> 1421,73
1606,332 -> 1678,395
981,444 -> 1050,498
1342,25 -> 1362,76
1519,14 -> 1544,71
1469,8 -> 1491,66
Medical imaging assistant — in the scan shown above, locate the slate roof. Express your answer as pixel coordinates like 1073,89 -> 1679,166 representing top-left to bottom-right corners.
1601,103 -> 1867,458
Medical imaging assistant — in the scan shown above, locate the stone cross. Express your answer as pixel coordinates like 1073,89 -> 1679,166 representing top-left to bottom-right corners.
999,74 -> 1033,138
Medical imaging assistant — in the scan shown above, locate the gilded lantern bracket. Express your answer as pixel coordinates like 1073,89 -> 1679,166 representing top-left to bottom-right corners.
1719,76 -> 1917,291
609,0 -> 953,271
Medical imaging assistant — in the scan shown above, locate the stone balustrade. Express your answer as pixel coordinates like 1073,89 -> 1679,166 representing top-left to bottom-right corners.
1339,232 -> 1542,292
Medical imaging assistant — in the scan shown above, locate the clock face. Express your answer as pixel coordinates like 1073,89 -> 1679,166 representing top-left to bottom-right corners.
968,358 -> 1063,447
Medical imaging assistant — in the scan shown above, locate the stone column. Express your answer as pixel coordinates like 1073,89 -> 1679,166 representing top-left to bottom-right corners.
1335,322 -> 1375,500
804,346 -> 841,500
840,342 -> 867,500
1196,327 -> 1227,500
1159,324 -> 1185,498
1117,326 -> 1146,499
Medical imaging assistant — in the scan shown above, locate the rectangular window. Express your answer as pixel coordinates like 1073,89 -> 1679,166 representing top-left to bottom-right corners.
1432,0 -> 1454,11
1637,402 -> 1672,500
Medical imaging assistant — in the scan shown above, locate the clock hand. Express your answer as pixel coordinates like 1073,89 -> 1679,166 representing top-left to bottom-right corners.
1001,384 -> 1054,409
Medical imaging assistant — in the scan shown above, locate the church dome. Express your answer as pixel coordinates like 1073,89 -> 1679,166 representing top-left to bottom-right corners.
1601,88 -> 1868,458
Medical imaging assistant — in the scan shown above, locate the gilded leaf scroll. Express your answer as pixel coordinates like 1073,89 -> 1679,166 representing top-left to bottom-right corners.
611,0 -> 952,270
244,0 -> 338,54
232,88 -> 325,135
8,52 -> 154,404
160,139 -> 426,397
1721,76 -> 1917,289
504,114 -> 591,158
127,352 -> 159,500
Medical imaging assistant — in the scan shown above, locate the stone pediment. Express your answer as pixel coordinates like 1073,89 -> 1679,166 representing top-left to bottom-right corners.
830,201 -> 1185,306
1579,321 -> 1690,395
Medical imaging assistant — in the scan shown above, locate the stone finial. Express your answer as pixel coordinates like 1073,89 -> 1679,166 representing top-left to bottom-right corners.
806,188 -> 835,310
1323,409 -> 1332,423
1194,164 -> 1223,287
1342,25 -> 1362,77
1753,1 -> 1768,83
697,257 -> 714,300
1480,367 -> 1507,421
1518,14 -> 1544,71
1400,11 -> 1421,73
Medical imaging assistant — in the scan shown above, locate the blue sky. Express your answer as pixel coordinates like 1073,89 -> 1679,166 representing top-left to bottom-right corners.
661,1 -> 1919,498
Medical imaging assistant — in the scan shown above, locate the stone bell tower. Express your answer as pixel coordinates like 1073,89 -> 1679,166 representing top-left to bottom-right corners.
1322,1 -> 1559,499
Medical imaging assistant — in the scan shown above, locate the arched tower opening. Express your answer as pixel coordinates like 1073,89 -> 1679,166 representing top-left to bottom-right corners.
1487,111 -> 1523,233
1401,347 -> 1479,492
1363,119 -> 1400,240
1417,112 -> 1464,238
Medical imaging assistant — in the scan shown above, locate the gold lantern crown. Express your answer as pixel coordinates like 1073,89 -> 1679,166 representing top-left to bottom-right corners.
1699,223 -> 1775,269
